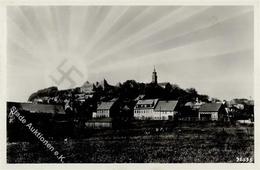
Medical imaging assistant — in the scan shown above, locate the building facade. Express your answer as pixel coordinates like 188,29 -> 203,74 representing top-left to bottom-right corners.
134,99 -> 179,120
154,100 -> 178,120
96,101 -> 116,118
198,103 -> 226,121
134,99 -> 159,120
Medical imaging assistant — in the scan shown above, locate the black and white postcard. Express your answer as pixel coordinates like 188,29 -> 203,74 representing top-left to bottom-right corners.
0,0 -> 259,170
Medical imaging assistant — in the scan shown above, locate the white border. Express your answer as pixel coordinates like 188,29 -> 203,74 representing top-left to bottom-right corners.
0,1 -> 259,170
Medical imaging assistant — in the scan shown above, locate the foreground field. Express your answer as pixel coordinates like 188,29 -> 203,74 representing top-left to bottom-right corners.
7,124 -> 254,163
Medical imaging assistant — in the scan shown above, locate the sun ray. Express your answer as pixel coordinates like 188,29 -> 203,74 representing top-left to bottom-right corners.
7,6 -> 254,102
88,12 -> 253,73
88,44 -> 252,75
7,8 -> 55,63
76,6 -> 129,59
83,6 -> 150,60
89,7 -> 253,66
75,6 -> 104,53
7,17 -> 37,53
86,6 -> 210,65
68,6 -> 90,52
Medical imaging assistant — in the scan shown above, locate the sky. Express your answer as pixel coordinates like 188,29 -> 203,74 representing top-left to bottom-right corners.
6,6 -> 254,102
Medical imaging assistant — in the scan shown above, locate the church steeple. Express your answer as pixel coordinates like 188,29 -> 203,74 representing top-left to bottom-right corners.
152,66 -> 158,84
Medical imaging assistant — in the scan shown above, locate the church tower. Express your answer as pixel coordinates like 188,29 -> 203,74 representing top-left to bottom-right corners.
152,66 -> 158,84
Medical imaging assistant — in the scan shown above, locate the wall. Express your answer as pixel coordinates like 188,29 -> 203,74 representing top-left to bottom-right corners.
85,122 -> 112,128
199,111 -> 218,121
134,109 -> 176,120
96,109 -> 110,118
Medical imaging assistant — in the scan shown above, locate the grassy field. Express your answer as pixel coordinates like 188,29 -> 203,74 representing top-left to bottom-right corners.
7,123 -> 254,163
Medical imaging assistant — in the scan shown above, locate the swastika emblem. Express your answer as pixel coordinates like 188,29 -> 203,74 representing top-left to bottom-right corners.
49,59 -> 84,88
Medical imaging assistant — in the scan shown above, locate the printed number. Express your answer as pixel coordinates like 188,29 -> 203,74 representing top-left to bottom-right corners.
236,157 -> 253,163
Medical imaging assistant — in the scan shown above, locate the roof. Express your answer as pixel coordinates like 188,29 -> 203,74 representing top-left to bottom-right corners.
154,100 -> 178,111
136,99 -> 158,105
199,103 -> 222,112
134,94 -> 145,101
8,102 -> 65,114
81,81 -> 94,91
185,101 -> 194,107
135,99 -> 159,109
97,101 -> 115,110
110,98 -> 118,102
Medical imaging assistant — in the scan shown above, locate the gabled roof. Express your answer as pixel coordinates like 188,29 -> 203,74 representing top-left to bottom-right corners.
110,98 -> 119,102
136,99 -> 158,105
199,103 -> 222,112
134,94 -> 145,101
185,101 -> 194,107
97,101 -> 115,110
135,99 -> 159,109
154,100 -> 178,111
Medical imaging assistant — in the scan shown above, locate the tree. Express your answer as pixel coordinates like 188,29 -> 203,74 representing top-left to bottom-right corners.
28,86 -> 58,101
198,94 -> 209,102
144,83 -> 164,99
164,83 -> 173,99
185,88 -> 197,100
120,80 -> 139,99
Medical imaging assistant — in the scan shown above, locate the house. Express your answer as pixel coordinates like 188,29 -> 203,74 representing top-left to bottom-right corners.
134,99 -> 159,120
7,102 -> 72,140
7,102 -> 65,115
80,81 -> 94,94
86,99 -> 119,129
154,100 -> 178,120
198,103 -> 227,121
75,93 -> 93,103
96,100 -> 118,118
184,101 -> 204,110
179,100 -> 204,121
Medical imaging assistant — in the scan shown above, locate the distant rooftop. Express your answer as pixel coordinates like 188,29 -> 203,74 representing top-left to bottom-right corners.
135,99 -> 159,109
199,103 -> 222,112
154,100 -> 178,111
97,101 -> 116,110
136,99 -> 158,105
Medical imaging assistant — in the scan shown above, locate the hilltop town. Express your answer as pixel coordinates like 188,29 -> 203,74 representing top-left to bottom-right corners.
8,68 -> 254,130
7,68 -> 254,163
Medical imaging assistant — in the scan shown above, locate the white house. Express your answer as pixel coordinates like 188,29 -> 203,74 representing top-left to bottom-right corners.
134,99 -> 159,120
96,101 -> 116,118
154,100 -> 178,120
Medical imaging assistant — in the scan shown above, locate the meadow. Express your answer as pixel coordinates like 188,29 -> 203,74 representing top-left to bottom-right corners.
7,122 -> 254,163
